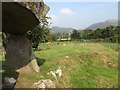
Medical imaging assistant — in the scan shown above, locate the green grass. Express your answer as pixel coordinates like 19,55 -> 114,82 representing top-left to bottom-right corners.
33,42 -> 118,88
100,42 -> 119,51
1,41 -> 118,88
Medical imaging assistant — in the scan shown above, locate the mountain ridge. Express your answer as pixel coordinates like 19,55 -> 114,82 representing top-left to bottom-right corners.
51,19 -> 118,33
86,19 -> 118,30
51,26 -> 75,33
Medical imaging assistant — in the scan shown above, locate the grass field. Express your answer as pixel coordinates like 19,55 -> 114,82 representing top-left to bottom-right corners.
33,41 -> 118,88
1,41 -> 118,88
100,42 -> 119,51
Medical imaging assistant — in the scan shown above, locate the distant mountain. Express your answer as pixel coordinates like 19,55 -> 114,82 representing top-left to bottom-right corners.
87,19 -> 118,30
51,26 -> 74,33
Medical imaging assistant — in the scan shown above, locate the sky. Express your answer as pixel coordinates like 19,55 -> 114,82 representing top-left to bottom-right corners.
45,2 -> 118,29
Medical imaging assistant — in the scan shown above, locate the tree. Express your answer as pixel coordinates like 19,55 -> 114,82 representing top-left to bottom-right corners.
91,28 -> 102,39
82,29 -> 92,40
71,29 -> 80,40
80,25 -> 119,43
26,18 -> 51,49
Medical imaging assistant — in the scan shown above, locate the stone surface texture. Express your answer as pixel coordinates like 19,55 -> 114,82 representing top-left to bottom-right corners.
5,35 -> 39,73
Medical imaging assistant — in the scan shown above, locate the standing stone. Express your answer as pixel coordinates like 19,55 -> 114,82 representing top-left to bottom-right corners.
5,35 -> 39,73
2,1 -> 50,88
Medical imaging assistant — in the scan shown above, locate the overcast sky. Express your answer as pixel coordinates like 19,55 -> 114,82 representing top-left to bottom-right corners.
45,2 -> 118,29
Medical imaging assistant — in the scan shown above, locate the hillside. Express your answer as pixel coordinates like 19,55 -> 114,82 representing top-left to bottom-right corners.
51,26 -> 74,33
51,19 -> 118,33
87,19 -> 118,30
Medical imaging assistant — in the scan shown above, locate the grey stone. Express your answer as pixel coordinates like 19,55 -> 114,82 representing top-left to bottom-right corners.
34,79 -> 55,88
2,2 -> 39,35
4,77 -> 16,88
20,2 -> 50,20
2,2 -> 50,35
43,79 -> 55,88
5,35 -> 39,73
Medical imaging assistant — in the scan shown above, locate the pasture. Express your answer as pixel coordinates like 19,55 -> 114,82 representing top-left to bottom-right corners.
34,41 -> 118,88
1,41 -> 118,88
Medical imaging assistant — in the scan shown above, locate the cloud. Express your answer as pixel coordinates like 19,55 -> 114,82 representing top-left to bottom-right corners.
60,8 -> 75,15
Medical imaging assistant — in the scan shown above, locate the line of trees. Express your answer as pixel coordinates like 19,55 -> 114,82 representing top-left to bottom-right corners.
71,26 -> 119,43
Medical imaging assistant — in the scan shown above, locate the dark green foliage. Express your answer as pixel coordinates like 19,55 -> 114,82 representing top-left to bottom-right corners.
81,29 -> 92,39
81,26 -> 119,43
71,29 -> 80,40
26,25 -> 51,49
26,16 -> 52,49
